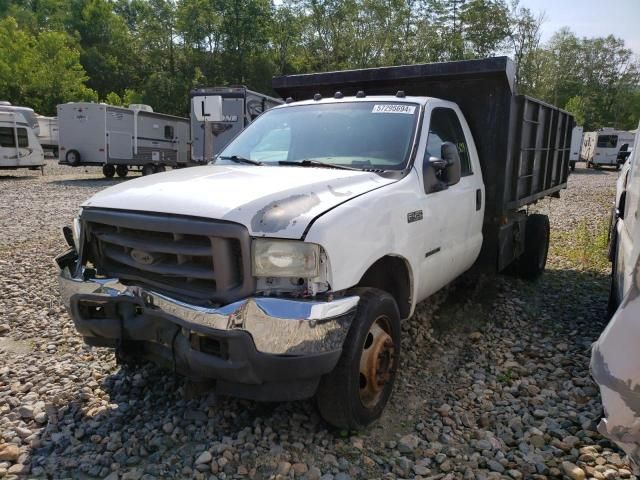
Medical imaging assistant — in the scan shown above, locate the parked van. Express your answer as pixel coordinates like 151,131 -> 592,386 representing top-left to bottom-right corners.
0,111 -> 45,171
581,128 -> 635,169
58,103 -> 191,178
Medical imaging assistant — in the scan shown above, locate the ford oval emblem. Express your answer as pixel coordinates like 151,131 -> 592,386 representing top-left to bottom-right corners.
130,249 -> 154,265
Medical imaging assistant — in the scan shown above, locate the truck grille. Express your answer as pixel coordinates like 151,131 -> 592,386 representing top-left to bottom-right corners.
81,209 -> 254,305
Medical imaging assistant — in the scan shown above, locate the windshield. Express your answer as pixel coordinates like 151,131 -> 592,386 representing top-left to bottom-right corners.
218,101 -> 420,170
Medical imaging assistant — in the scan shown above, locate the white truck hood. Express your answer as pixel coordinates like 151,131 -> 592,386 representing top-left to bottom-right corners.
83,165 -> 396,238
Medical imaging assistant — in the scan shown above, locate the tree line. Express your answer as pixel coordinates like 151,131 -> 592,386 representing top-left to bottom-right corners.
1,0 -> 638,130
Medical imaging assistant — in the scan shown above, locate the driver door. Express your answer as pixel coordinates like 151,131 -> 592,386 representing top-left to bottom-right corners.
416,104 -> 483,300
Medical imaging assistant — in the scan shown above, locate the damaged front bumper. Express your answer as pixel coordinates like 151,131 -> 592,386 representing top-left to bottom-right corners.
56,250 -> 358,401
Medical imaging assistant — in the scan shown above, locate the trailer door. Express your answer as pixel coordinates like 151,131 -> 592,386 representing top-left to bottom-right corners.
109,131 -> 132,159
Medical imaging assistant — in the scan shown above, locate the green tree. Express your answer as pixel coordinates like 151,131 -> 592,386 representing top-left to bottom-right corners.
0,17 -> 97,114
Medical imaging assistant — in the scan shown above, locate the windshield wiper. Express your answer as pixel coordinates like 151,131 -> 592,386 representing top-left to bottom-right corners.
278,159 -> 358,171
218,155 -> 263,166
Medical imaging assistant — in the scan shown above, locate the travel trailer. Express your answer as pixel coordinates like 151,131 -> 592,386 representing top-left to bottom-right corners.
58,103 -> 191,177
0,111 -> 45,171
190,86 -> 282,163
36,115 -> 59,156
569,125 -> 583,171
0,102 -> 40,135
581,128 -> 635,169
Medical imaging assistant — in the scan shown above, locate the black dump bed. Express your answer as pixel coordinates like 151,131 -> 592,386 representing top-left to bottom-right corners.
273,57 -> 574,223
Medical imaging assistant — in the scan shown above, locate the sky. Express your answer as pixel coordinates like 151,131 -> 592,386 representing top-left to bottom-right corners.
521,0 -> 640,54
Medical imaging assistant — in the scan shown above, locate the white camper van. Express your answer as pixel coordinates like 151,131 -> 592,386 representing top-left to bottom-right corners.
0,111 -> 45,171
190,86 -> 283,163
569,125 -> 583,171
0,102 -> 40,135
36,115 -> 59,156
581,128 -> 635,169
58,102 -> 191,178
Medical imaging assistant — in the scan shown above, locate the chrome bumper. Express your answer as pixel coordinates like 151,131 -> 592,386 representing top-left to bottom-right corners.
58,265 -> 358,356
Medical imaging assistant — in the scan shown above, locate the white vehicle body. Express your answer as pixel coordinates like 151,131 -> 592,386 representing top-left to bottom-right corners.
83,96 -> 485,312
0,111 -> 45,170
36,115 -> 58,153
581,128 -> 635,167
55,57 -> 573,429
592,125 -> 640,472
57,102 -> 190,169
569,126 -> 583,170
0,103 -> 39,135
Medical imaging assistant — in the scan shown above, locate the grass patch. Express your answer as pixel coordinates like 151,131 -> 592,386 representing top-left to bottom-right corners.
550,217 -> 610,272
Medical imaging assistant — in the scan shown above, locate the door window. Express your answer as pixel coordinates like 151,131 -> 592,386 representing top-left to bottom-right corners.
425,108 -> 472,176
17,128 -> 28,147
0,127 -> 15,147
597,135 -> 618,148
164,125 -> 174,139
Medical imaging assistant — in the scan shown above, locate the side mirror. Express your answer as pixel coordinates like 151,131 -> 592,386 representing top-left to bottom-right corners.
441,142 -> 461,186
422,142 -> 462,193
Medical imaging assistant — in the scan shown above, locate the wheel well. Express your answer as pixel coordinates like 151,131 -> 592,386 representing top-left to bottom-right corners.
357,256 -> 412,319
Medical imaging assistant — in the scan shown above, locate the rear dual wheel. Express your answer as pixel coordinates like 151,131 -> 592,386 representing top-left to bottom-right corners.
316,288 -> 400,430
517,214 -> 550,279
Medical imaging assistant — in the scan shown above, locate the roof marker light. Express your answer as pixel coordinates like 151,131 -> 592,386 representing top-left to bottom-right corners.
313,93 -> 322,101
356,91 -> 366,98
334,91 -> 344,99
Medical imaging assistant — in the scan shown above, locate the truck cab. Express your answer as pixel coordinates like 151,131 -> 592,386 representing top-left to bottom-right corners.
56,57 -> 572,429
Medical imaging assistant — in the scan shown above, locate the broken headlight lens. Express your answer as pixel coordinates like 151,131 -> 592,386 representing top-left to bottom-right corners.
252,239 -> 320,278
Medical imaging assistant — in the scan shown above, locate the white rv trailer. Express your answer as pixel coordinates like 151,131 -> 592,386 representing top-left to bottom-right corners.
581,128 -> 635,169
568,125 -> 583,171
58,102 -> 191,178
36,115 -> 59,156
0,102 -> 40,135
190,86 -> 283,163
0,111 -> 45,171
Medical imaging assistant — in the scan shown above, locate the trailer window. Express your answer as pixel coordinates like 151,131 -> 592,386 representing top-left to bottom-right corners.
17,128 -> 29,147
0,127 -> 15,147
597,135 -> 618,148
164,125 -> 174,139
425,108 -> 472,175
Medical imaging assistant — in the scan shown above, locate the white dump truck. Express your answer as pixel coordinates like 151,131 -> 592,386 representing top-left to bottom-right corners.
58,103 -> 191,177
56,57 -> 573,429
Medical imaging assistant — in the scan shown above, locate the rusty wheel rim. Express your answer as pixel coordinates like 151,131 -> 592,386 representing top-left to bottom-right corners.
359,316 -> 396,409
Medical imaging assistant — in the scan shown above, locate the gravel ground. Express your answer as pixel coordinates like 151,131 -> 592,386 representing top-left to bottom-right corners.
0,161 -> 636,480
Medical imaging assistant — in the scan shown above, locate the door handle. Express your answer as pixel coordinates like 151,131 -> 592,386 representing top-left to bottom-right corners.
476,189 -> 482,211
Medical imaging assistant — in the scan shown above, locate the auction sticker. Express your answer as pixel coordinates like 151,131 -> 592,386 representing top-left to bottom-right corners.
372,104 -> 416,114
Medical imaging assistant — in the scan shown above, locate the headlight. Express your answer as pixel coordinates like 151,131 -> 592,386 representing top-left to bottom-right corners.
252,239 -> 320,278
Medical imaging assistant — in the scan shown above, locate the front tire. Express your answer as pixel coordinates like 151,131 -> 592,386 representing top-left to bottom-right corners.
517,214 -> 550,279
316,288 -> 400,430
116,165 -> 128,178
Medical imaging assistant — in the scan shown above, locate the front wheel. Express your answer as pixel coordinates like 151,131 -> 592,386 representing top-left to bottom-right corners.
316,288 -> 400,430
